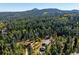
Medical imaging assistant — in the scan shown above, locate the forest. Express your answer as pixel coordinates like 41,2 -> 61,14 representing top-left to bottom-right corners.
0,8 -> 79,55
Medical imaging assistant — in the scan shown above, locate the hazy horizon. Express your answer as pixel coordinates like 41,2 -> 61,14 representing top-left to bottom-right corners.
0,3 -> 79,12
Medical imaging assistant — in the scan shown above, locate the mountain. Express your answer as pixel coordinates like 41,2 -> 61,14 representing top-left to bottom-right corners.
0,8 -> 79,20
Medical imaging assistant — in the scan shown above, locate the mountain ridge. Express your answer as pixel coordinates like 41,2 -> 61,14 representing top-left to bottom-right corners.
0,8 -> 79,20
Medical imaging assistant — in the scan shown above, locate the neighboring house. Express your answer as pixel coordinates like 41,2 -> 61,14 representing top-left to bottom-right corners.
1,27 -> 8,39
2,27 -> 8,35
39,35 -> 51,55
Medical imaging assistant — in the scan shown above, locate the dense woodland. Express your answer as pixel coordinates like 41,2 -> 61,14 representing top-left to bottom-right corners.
0,9 -> 79,55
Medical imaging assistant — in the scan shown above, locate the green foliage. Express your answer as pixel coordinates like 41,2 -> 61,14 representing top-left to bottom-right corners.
0,13 -> 79,55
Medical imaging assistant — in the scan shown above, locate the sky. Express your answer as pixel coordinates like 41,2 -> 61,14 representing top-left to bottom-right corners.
0,3 -> 79,12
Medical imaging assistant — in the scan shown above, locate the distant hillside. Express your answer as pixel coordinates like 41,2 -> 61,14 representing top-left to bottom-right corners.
0,8 -> 79,20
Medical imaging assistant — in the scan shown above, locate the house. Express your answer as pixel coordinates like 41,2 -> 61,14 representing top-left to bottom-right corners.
2,27 -> 8,35
39,45 -> 46,55
42,35 -> 51,45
